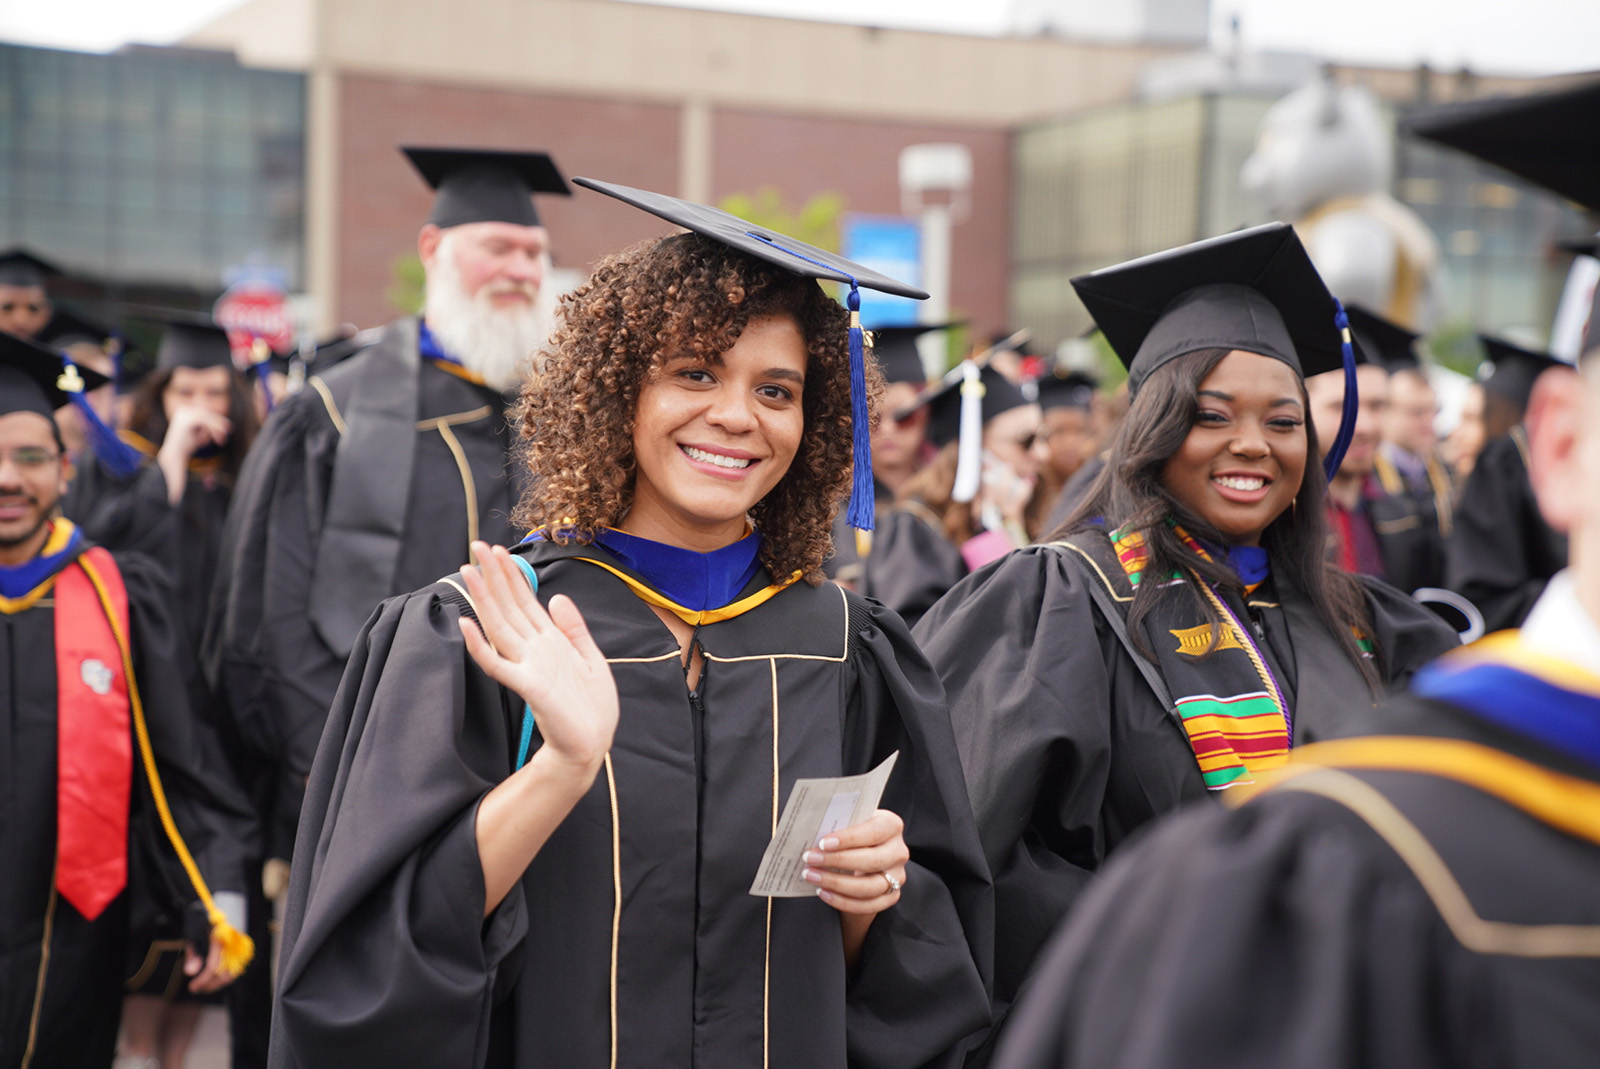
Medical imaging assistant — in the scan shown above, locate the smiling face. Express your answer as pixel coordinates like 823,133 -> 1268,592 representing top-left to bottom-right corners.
1161,350 -> 1308,546
0,410 -> 67,564
163,364 -> 234,422
625,314 -> 808,551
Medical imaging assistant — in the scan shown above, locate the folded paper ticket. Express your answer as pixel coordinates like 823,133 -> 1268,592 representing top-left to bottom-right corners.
748,752 -> 899,898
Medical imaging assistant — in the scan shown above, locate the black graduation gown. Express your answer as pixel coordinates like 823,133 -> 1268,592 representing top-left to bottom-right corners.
911,539 -> 1458,1019
205,320 -> 528,841
1446,431 -> 1567,631
61,452 -> 176,566
0,549 -> 255,1069
269,538 -> 992,1069
857,503 -> 968,630
992,696 -> 1600,1069
1369,486 -> 1446,595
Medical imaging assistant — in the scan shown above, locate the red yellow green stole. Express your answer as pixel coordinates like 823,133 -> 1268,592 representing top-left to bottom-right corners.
1111,525 -> 1290,789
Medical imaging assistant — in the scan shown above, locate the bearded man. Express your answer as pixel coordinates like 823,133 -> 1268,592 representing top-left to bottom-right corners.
202,146 -> 567,1069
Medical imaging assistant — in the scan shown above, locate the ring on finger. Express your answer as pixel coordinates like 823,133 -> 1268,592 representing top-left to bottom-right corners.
882,871 -> 901,894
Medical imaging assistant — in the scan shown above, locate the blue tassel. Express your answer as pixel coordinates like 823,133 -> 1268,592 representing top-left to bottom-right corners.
1321,301 -> 1359,484
844,285 -> 875,554
58,358 -> 144,479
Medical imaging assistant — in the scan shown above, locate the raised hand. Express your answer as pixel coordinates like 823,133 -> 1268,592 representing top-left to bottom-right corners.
458,542 -> 619,773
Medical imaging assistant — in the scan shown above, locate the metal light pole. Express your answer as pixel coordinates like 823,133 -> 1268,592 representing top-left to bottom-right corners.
899,143 -> 972,377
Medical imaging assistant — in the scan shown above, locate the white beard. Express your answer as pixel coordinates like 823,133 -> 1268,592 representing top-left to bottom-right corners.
423,236 -> 557,393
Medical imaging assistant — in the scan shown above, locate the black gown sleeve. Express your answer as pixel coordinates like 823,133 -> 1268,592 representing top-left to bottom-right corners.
842,594 -> 993,1067
1445,434 -> 1566,632
63,454 -> 178,565
270,589 -> 527,1069
1354,574 -> 1461,688
992,792 -> 1497,1069
121,552 -> 258,928
204,393 -> 347,787
857,507 -> 968,630
912,548 -> 1125,1011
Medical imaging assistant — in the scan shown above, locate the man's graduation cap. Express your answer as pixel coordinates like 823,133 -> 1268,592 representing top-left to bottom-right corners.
571,176 -> 929,544
1070,222 -> 1360,480
37,311 -> 144,476
0,329 -> 109,418
1345,305 -> 1421,372
1404,79 -> 1600,214
868,323 -> 956,385
1477,334 -> 1565,410
897,360 -> 1031,503
403,147 -> 571,229
0,248 -> 63,289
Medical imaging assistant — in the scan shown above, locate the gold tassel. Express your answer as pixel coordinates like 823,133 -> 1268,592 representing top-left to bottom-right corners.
79,554 -> 256,978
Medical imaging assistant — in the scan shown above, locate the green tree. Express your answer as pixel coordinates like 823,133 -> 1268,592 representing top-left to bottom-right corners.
388,252 -> 426,316
718,188 -> 846,254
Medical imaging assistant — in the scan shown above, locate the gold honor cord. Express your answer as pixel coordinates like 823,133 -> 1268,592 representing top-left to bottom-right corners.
77,554 -> 254,977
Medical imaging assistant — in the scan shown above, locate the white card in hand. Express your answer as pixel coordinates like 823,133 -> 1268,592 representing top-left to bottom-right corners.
748,752 -> 899,898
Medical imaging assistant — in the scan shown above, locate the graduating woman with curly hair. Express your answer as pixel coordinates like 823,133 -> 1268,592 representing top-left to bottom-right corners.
268,181 -> 991,1069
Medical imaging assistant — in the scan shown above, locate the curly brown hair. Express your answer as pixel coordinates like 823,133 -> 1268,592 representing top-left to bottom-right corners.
514,231 -> 882,584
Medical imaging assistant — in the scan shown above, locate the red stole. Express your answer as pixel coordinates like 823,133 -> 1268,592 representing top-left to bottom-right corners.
53,546 -> 133,920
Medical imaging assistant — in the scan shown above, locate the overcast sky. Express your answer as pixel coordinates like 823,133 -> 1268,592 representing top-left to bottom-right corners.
2,0 -> 1597,77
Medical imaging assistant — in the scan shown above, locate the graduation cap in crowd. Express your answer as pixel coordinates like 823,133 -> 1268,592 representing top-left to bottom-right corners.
0,328 -> 110,418
143,314 -> 234,370
867,322 -> 957,385
1405,79 -> 1600,214
1071,222 -> 1360,481
1034,366 -> 1099,411
571,175 -> 929,545
1477,334 -> 1566,410
0,248 -> 62,289
37,310 -> 145,477
1345,305 -> 1422,372
403,147 -> 572,229
897,359 -> 1031,503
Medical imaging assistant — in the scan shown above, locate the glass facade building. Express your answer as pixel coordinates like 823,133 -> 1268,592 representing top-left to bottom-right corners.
1011,89 -> 1591,357
0,42 -> 305,303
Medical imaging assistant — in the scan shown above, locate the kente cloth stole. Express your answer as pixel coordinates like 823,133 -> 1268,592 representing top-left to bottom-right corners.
54,545 -> 134,919
1111,525 -> 1291,790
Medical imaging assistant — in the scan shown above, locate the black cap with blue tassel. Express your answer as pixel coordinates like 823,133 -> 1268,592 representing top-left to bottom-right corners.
1070,222 -> 1362,480
570,177 -> 930,555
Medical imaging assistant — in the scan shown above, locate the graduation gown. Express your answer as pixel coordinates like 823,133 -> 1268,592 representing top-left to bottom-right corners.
857,503 -> 968,630
205,318 -> 528,836
911,538 -> 1458,1019
992,693 -> 1600,1069
0,548 -> 255,1069
1446,431 -> 1567,631
61,452 -> 176,567
270,538 -> 992,1069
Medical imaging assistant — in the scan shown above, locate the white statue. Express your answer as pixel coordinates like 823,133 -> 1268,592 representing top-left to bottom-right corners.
1243,77 -> 1442,330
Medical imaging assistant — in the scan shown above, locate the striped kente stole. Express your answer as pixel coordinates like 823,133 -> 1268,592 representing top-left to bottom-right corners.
1111,525 -> 1291,790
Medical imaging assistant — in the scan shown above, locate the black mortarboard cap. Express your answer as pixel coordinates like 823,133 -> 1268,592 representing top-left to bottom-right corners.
1071,223 -> 1349,394
1405,79 -> 1600,213
39,308 -> 120,355
909,362 -> 1032,448
1034,368 -> 1099,411
1477,334 -> 1566,409
0,329 -> 109,417
139,312 -> 233,371
403,146 -> 571,229
572,178 -> 930,300
867,323 -> 956,385
0,248 -> 63,289
573,175 -> 930,543
1345,304 -> 1421,371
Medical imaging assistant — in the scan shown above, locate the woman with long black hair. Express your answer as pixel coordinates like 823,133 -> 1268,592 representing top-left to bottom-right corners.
913,224 -> 1458,1046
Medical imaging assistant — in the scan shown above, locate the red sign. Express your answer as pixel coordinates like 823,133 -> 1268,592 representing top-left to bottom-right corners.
213,283 -> 294,366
